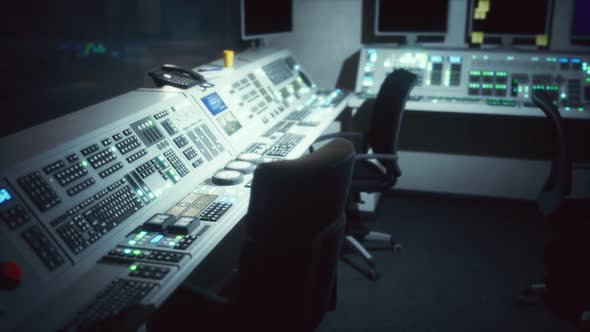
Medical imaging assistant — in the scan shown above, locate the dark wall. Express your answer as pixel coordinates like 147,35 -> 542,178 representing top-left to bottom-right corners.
0,0 -> 246,138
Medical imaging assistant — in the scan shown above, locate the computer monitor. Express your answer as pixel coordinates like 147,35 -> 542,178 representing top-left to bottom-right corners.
241,0 -> 293,40
375,0 -> 449,36
572,0 -> 590,41
467,0 -> 553,39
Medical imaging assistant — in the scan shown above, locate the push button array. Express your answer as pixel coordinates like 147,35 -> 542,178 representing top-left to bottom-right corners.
54,163 -> 89,187
126,148 -> 148,164
67,278 -> 157,332
164,150 -> 189,177
66,177 -> 96,196
21,225 -> 65,271
42,160 -> 65,174
81,144 -> 100,156
1,205 -> 31,230
87,149 -> 117,169
116,135 -> 142,155
265,133 -> 304,158
18,172 -> 61,211
99,162 -> 124,179
129,264 -> 170,280
198,202 -> 232,222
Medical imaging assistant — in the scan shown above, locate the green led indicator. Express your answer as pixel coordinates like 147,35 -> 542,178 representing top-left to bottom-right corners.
496,72 -> 508,77
482,84 -> 493,89
175,235 -> 183,240
483,71 -> 494,76
583,62 -> 588,70
133,250 -> 141,256
546,57 -> 557,62
124,249 -> 132,254
470,70 -> 481,76
129,265 -> 138,271
578,108 -> 584,112
561,93 -> 567,99
532,57 -> 540,62
495,84 -> 507,89
128,240 -> 136,245
565,107 -> 571,111
81,160 -> 88,167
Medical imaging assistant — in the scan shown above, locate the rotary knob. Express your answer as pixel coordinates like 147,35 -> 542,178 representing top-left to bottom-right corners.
212,170 -> 244,186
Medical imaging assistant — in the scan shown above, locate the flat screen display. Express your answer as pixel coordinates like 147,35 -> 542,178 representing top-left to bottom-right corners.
376,0 -> 449,34
469,0 -> 551,36
242,0 -> 293,39
572,0 -> 590,39
201,93 -> 228,116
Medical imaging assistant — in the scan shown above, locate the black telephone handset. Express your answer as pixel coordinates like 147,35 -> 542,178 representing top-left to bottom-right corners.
148,64 -> 205,89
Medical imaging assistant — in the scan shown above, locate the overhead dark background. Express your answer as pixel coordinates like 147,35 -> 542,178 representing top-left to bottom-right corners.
0,0 -> 245,138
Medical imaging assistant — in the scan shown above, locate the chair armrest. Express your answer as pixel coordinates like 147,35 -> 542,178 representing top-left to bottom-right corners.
355,153 -> 398,161
313,132 -> 364,144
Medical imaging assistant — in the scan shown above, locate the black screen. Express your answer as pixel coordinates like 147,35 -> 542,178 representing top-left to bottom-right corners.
572,0 -> 590,37
377,0 -> 449,33
243,0 -> 292,38
470,0 -> 550,35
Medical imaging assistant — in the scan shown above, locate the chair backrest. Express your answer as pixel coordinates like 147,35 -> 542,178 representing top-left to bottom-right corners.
236,138 -> 355,330
532,90 -> 572,216
367,69 -> 418,174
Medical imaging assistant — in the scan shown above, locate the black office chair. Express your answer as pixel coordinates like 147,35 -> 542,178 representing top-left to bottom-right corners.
312,69 -> 418,280
517,90 -> 590,328
151,138 -> 356,331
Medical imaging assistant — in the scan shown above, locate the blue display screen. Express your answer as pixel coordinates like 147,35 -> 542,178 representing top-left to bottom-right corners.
0,188 -> 12,205
201,93 -> 228,116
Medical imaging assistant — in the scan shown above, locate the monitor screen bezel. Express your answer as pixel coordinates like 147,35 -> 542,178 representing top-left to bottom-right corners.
374,0 -> 450,37
466,0 -> 554,40
241,0 -> 293,40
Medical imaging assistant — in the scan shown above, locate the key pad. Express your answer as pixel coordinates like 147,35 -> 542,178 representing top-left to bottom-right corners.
18,172 -> 62,211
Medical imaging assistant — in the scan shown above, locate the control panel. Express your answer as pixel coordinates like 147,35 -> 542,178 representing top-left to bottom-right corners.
356,47 -> 590,119
0,49 -> 351,331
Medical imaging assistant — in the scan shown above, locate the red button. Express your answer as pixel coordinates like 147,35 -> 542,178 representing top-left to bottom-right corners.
2,262 -> 22,282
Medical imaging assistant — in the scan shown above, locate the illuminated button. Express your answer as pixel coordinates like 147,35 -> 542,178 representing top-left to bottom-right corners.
1,262 -> 22,289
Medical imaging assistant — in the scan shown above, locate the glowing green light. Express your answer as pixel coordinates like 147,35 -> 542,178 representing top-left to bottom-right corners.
81,160 -> 88,167
128,240 -> 136,245
546,57 -> 557,62
124,249 -> 132,254
175,235 -> 183,240
532,57 -> 539,62
578,108 -> 584,112
561,93 -> 567,99
129,265 -> 138,271
139,231 -> 147,237
133,250 -> 141,256
565,107 -> 571,111
586,77 -> 590,83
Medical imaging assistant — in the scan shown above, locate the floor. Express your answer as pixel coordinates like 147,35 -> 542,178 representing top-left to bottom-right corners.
183,190 -> 579,331
316,191 -> 577,332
